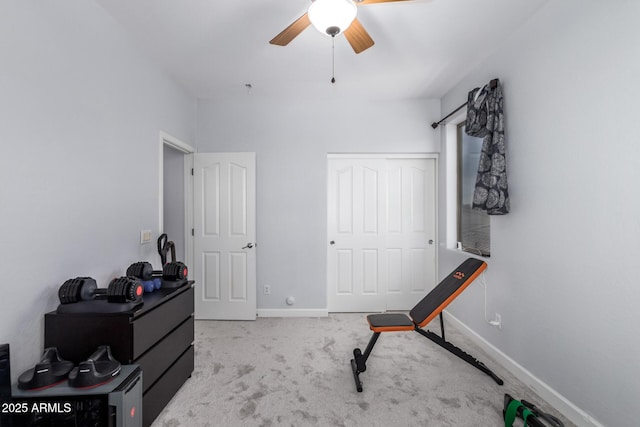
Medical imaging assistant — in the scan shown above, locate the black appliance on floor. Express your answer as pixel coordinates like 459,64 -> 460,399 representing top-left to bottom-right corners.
10,364 -> 142,427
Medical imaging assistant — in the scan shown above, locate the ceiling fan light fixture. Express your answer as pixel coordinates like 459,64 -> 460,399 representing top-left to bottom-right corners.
308,0 -> 357,37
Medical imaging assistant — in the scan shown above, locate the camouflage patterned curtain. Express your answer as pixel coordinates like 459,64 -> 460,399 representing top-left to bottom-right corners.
465,79 -> 510,215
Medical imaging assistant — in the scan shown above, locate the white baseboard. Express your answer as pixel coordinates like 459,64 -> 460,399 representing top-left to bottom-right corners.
445,312 -> 604,427
257,308 -> 329,318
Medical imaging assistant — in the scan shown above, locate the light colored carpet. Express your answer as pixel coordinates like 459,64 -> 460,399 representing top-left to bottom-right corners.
152,314 -> 572,427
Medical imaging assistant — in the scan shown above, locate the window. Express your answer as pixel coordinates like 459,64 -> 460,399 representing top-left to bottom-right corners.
457,123 -> 490,256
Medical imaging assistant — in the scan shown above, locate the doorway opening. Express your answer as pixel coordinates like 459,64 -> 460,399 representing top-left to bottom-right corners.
159,131 -> 194,264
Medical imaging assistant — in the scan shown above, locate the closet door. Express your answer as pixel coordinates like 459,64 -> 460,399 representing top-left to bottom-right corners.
327,155 -> 437,312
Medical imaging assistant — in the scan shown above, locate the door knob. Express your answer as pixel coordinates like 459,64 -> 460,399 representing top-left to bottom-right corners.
242,243 -> 254,249
329,241 -> 335,245
428,240 -> 434,245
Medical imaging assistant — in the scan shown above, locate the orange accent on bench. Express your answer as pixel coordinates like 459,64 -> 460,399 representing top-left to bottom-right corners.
368,323 -> 414,333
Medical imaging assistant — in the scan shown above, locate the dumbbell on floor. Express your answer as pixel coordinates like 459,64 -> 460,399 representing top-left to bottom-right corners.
58,276 -> 143,305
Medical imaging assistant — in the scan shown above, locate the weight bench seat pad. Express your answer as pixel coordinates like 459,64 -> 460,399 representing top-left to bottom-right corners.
366,258 -> 487,332
367,313 -> 414,332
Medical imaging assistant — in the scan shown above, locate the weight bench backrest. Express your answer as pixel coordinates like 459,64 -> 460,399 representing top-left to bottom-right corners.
409,258 -> 487,328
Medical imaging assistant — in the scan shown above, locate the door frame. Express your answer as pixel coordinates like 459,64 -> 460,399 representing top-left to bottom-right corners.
158,131 -> 194,268
326,152 -> 439,312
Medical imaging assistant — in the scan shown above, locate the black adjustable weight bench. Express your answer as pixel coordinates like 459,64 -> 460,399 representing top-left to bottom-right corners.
350,257 -> 504,392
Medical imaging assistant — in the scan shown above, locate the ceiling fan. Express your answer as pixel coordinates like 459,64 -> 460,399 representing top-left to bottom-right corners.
269,0 -> 414,54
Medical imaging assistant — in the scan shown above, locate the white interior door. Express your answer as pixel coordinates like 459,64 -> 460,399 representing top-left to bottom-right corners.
327,155 -> 437,312
193,152 -> 256,320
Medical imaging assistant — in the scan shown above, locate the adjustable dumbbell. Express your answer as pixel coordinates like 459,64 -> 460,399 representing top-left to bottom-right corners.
127,261 -> 188,281
163,261 -> 188,281
127,261 -> 188,291
58,276 -> 143,305
126,262 -> 162,292
126,262 -> 159,281
161,261 -> 188,289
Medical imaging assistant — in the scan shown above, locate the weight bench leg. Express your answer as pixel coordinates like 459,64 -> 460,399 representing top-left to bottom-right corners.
350,332 -> 380,392
414,327 -> 504,385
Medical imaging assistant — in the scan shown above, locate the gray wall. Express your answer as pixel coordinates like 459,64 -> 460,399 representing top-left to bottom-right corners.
196,97 -> 441,310
438,1 -> 640,426
0,0 -> 195,378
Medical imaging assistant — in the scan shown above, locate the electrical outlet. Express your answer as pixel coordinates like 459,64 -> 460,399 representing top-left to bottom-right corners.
263,285 -> 271,295
489,313 -> 502,329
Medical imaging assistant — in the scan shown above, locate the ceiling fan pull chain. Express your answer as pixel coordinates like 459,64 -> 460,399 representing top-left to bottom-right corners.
331,35 -> 336,84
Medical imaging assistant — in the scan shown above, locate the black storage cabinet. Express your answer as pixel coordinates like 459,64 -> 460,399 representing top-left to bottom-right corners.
44,283 -> 194,427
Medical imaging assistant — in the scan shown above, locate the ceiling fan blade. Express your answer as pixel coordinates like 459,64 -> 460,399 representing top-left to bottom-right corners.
356,0 -> 413,4
269,13 -> 311,46
343,18 -> 375,54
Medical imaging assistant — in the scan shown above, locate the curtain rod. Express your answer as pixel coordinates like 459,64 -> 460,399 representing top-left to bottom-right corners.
430,78 -> 499,129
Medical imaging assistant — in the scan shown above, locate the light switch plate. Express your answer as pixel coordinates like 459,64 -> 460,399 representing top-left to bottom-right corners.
140,230 -> 153,244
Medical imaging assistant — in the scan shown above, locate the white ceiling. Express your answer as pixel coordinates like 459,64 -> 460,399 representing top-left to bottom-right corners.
95,0 -> 548,101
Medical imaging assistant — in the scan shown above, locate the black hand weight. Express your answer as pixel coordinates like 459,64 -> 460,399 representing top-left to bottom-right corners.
58,276 -> 143,304
163,261 -> 188,281
106,277 -> 144,303
126,261 -> 155,281
58,277 -> 99,304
